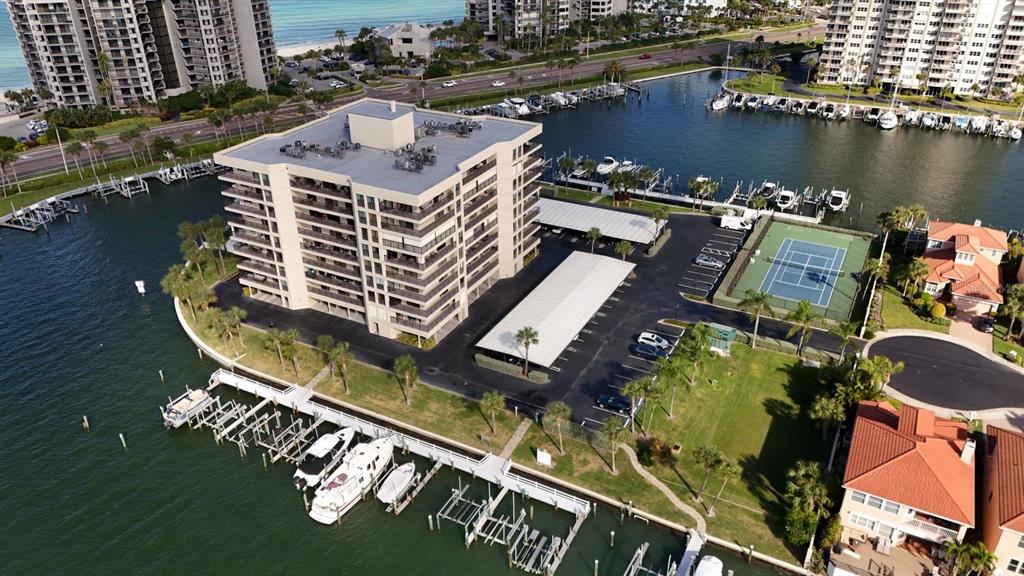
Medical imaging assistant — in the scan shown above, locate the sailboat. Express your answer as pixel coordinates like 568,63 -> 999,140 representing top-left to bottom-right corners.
711,44 -> 732,111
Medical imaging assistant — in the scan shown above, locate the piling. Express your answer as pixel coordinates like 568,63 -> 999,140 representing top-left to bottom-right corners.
197,347 -> 204,359
119,433 -> 127,450
594,559 -> 599,576
158,369 -> 165,384
82,415 -> 90,432
530,504 -> 534,520
747,545 -> 754,562
262,452 -> 267,469
610,530 -> 615,548
428,514 -> 434,531
303,492 -> 309,511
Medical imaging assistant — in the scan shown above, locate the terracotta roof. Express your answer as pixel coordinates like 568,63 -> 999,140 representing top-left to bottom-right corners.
954,234 -> 980,255
928,220 -> 1008,252
922,249 -> 1003,304
844,402 -> 974,526
987,426 -> 1024,533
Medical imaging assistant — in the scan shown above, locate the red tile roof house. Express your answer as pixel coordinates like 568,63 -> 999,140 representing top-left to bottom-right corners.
922,220 -> 1009,314
982,426 -> 1024,576
829,402 -> 976,576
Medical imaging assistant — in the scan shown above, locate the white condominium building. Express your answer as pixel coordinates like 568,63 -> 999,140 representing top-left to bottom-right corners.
7,0 -> 276,110
819,0 -> 1024,97
213,99 -> 543,343
467,0 -> 626,38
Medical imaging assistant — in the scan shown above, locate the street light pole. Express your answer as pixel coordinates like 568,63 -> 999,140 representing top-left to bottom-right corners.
53,123 -> 70,175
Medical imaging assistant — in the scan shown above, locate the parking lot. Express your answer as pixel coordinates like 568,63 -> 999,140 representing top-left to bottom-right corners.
677,226 -> 748,299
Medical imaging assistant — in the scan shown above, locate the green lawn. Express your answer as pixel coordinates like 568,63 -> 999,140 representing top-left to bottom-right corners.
992,323 -> 1024,366
596,196 -> 693,214
70,116 -> 162,138
542,183 -> 600,203
880,286 -> 949,334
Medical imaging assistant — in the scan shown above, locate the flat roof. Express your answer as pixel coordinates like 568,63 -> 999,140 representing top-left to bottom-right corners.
219,99 -> 536,196
538,198 -> 664,244
476,251 -> 634,369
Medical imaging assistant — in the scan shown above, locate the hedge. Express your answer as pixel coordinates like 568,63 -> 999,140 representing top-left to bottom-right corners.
474,354 -> 549,384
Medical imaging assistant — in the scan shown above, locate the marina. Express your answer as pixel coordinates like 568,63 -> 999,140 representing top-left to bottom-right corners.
455,82 -> 645,119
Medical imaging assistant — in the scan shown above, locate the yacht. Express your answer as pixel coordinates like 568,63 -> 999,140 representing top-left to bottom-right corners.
806,101 -> 821,116
774,97 -> 790,112
878,110 -> 899,130
761,95 -> 777,109
821,103 -> 836,120
161,388 -> 214,429
549,92 -> 569,107
711,93 -> 731,111
745,95 -> 761,109
939,115 -> 954,131
293,428 -> 356,490
756,181 -> 779,201
309,437 -> 394,525
920,112 -> 937,129
731,93 -> 746,109
838,105 -> 851,121
775,188 -> 798,210
791,100 -> 805,115
570,159 -> 590,178
376,462 -> 417,506
693,555 -> 724,576
596,156 -> 619,176
865,107 -> 881,123
526,94 -> 544,112
826,189 -> 851,212
969,115 -> 989,134
617,160 -> 637,173
903,109 -> 920,126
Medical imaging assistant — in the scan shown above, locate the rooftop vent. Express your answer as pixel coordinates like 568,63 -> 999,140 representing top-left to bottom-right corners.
392,143 -> 438,173
418,119 -> 482,139
279,139 -> 359,159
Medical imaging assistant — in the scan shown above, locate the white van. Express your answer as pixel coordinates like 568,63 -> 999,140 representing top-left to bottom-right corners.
720,215 -> 753,231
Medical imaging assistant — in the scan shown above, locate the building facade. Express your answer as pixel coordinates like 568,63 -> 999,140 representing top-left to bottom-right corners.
921,219 -> 1007,313
213,99 -> 543,343
466,0 -> 625,39
7,0 -> 276,110
818,0 -> 1024,98
982,426 -> 1024,576
376,22 -> 434,59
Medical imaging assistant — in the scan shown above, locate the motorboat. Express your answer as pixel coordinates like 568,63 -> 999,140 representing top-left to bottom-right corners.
376,462 -> 417,506
596,156 -> 619,176
570,159 -> 590,178
1010,126 -> 1023,141
806,101 -> 821,116
564,91 -> 579,105
309,437 -> 394,525
821,103 -> 836,119
991,120 -> 1009,138
774,97 -> 790,112
526,94 -> 544,112
761,95 -> 777,109
775,187 -> 798,210
903,109 -> 920,126
969,115 -> 989,134
617,160 -> 637,173
160,388 -> 214,429
878,110 -> 899,130
711,93 -> 731,111
791,100 -> 805,115
921,112 -> 937,129
939,115 -> 954,131
954,115 -> 970,132
693,555 -> 724,576
838,105 -> 851,121
745,95 -> 760,109
493,102 -> 516,118
293,428 -> 356,490
865,107 -> 881,123
826,189 -> 851,212
756,181 -> 779,201
731,92 -> 746,109
550,92 -> 569,107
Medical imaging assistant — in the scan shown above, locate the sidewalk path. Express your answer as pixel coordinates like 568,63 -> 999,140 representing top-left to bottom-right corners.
620,443 -> 707,532
304,365 -> 331,391
500,419 -> 533,459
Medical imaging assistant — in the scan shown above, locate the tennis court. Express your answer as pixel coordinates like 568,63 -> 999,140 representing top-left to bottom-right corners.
730,221 -> 872,321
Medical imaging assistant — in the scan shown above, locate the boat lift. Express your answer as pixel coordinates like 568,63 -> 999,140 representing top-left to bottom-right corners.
623,542 -> 678,576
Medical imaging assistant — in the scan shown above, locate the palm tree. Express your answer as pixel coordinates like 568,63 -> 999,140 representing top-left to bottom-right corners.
0,150 -> 21,196
785,300 -> 818,356
862,253 -> 891,285
190,284 -> 217,315
557,155 -> 576,179
641,377 -> 666,434
262,328 -> 288,372
515,326 -> 540,376
280,331 -> 302,378
809,394 -> 846,441
316,334 -> 336,375
180,238 -> 209,286
93,140 -> 109,169
1002,284 -> 1024,339
678,323 -> 712,386
694,445 -> 723,501
480,391 -> 505,434
586,227 -> 602,252
160,264 -> 195,319
785,461 -> 831,519
225,306 -> 247,348
203,216 -> 228,275
600,416 -> 626,473
942,540 -> 971,576
859,354 -> 905,389
181,133 -> 194,159
904,257 -> 930,296
649,204 -> 669,243
621,377 -> 648,433
833,320 -> 858,357
335,28 -> 347,53
65,141 -> 85,179
614,240 -> 632,260
750,194 -> 768,210
656,354 -> 686,419
604,59 -> 625,83
545,400 -> 572,455
738,290 -> 773,349
329,341 -> 352,394
963,542 -> 996,576
78,130 -> 100,183
394,354 -> 417,405
708,458 -> 739,516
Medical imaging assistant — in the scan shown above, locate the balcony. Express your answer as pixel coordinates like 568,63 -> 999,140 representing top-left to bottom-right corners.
240,273 -> 281,291
380,212 -> 454,239
465,190 -> 497,218
238,259 -> 277,277
300,243 -> 359,265
465,201 -> 498,231
230,242 -> 277,263
525,140 -> 542,157
298,227 -> 356,249
388,272 -> 457,303
391,301 -> 459,332
222,170 -> 263,187
387,260 -> 454,288
390,292 -> 456,318
295,212 -> 355,233
461,158 -> 497,185
303,257 -> 360,280
291,179 -> 350,201
225,201 -> 265,217
223,185 -> 265,202
308,285 -> 364,309
900,518 -> 959,543
468,255 -> 498,288
379,192 -> 455,222
233,230 -> 273,248
227,214 -> 269,232
293,194 -> 351,216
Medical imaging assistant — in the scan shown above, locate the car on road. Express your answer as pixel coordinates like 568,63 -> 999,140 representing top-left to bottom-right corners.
638,331 -> 671,350
491,80 -> 506,87
596,394 -> 632,414
694,254 -> 726,270
329,80 -> 347,89
441,80 -> 457,88
639,53 -> 652,60
977,316 -> 996,333
632,343 -> 669,360
289,79 -> 299,87
284,60 -> 299,68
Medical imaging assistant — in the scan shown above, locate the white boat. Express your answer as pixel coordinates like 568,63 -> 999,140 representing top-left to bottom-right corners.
376,462 -> 417,506
878,110 -> 899,130
731,93 -> 745,109
309,437 -> 394,525
761,95 -> 777,109
1010,126 -> 1023,141
969,115 -> 989,134
550,92 -> 569,107
838,105 -> 851,121
711,93 -> 730,111
806,101 -> 821,116
791,100 -> 805,115
774,97 -> 790,112
745,95 -> 760,109
921,112 -> 937,129
865,107 -> 881,123
160,388 -> 214,429
596,156 -> 619,175
775,187 -> 797,210
954,115 -> 970,132
826,189 -> 851,212
757,181 -> 779,200
293,428 -> 356,490
617,160 -> 636,173
693,555 -> 724,576
904,109 -> 920,126
939,115 -> 954,131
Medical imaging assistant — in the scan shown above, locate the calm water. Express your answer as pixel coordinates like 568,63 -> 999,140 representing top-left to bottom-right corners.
536,70 -> 1024,231
0,179 -> 781,575
0,0 -> 462,90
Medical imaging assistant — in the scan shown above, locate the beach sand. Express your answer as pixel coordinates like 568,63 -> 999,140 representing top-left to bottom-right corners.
278,41 -> 340,58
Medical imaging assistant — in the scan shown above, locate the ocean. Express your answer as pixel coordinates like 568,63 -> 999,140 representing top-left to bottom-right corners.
0,0 -> 463,91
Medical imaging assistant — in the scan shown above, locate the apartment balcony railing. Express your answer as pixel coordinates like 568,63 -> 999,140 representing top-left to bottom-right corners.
387,258 -> 454,288
388,273 -> 457,303
388,242 -> 457,273
295,212 -> 356,233
468,254 -> 499,288
461,158 -> 497,185
390,293 -> 454,318
379,192 -> 455,222
291,180 -> 351,201
901,518 -> 959,543
240,273 -> 281,291
223,185 -> 265,202
465,191 -> 497,219
227,214 -> 269,232
229,242 -> 277,263
222,170 -> 263,187
293,193 -> 352,215
380,212 -> 454,239
301,243 -> 359,265
225,201 -> 266,217
298,227 -> 356,249
238,259 -> 277,277
308,286 -> 364,309
466,234 -> 498,260
391,301 -> 458,332
465,201 -> 498,231
303,257 -> 360,280
233,230 -> 273,248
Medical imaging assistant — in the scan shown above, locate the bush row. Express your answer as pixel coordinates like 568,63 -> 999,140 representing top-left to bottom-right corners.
474,354 -> 549,384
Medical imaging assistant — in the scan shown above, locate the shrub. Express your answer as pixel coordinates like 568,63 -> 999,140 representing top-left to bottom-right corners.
818,515 -> 843,550
930,303 -> 946,319
474,353 -> 549,384
0,136 -> 15,151
919,292 -> 934,311
785,507 -> 818,546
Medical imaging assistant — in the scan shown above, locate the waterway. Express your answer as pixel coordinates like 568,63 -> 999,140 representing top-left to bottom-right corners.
536,70 -> 1024,231
0,179 -> 783,574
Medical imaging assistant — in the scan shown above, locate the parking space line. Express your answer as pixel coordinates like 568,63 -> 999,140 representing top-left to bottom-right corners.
686,269 -> 720,279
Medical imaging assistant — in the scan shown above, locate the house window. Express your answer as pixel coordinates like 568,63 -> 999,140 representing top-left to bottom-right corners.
1018,534 -> 1024,548
1008,559 -> 1023,574
852,491 -> 867,504
849,513 -> 877,531
883,501 -> 900,514
868,496 -> 884,509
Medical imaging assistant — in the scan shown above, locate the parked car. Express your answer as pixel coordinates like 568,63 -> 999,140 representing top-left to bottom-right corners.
694,254 -> 726,270
632,343 -> 669,360
491,80 -> 506,87
596,394 -> 632,414
329,80 -> 347,89
639,53 -> 652,60
441,80 -> 457,88
977,316 -> 996,333
284,60 -> 299,68
637,331 -> 671,350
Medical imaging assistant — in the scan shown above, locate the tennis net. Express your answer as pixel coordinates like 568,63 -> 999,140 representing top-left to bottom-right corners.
766,255 -> 844,278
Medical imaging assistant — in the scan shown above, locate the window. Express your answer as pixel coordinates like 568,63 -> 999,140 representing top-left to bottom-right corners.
1019,534 -> 1024,548
852,491 -> 867,504
1008,559 -> 1023,574
868,496 -> 884,509
883,501 -> 900,514
849,513 -> 877,531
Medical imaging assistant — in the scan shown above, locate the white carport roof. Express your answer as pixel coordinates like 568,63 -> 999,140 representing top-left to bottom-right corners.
538,198 -> 664,244
476,251 -> 635,369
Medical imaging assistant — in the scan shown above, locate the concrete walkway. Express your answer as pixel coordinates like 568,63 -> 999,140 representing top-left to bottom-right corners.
499,419 -> 533,460
304,365 -> 332,391
620,443 -> 708,532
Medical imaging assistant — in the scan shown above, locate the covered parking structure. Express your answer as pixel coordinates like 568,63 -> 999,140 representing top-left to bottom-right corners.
538,198 -> 665,245
476,251 -> 635,369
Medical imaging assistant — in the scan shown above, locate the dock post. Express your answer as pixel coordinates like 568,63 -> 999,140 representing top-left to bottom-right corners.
158,369 -> 164,384
119,433 -> 127,450
428,514 -> 434,531
303,492 -> 309,511
610,531 -> 615,548
747,545 -> 754,562
197,347 -> 203,359
82,415 -> 90,432
530,505 -> 534,520
262,452 -> 267,469
508,549 -> 513,568
594,559 -> 599,576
